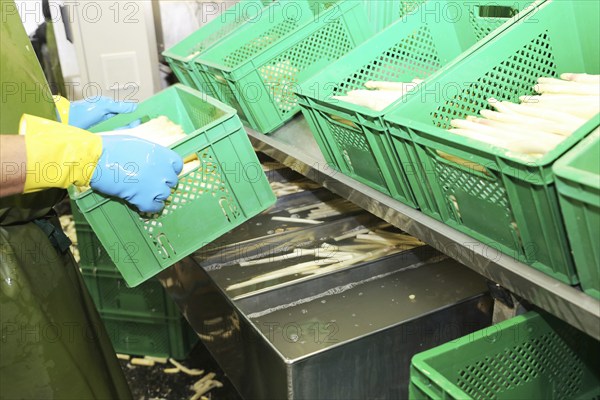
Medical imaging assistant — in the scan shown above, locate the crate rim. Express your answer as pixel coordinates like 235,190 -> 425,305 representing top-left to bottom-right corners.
387,111 -> 600,172
553,129 -> 600,191
161,0 -> 266,61
194,0 -> 362,77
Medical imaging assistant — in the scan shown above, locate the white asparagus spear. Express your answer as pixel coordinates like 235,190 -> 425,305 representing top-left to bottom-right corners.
271,216 -> 323,225
537,77 -> 576,85
333,228 -> 371,241
347,89 -> 405,103
144,355 -> 168,364
302,247 -> 396,276
560,73 -> 600,84
226,257 -> 352,290
472,118 -> 565,145
528,103 -> 600,121
347,89 -> 403,98
449,128 -> 547,156
451,119 -> 557,152
493,101 -> 586,126
331,95 -> 389,111
130,358 -> 154,367
516,101 -> 599,120
363,81 -> 420,92
488,98 -> 518,114
519,94 -> 598,104
535,83 -> 598,96
355,233 -> 397,244
239,247 -> 335,266
478,110 -> 574,137
168,358 -> 204,376
347,89 -> 404,111
193,373 -> 217,390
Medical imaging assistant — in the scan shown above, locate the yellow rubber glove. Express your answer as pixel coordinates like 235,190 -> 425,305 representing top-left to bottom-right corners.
20,114 -> 103,192
54,95 -> 70,124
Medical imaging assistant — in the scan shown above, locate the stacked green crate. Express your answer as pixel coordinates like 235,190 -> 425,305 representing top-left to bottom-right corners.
410,311 -> 600,399
71,203 -> 198,359
554,130 -> 600,299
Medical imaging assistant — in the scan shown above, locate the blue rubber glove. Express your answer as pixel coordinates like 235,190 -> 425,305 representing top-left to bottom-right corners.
90,135 -> 184,213
69,97 -> 140,130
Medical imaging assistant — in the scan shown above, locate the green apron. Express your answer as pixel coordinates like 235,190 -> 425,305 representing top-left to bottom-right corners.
0,3 -> 132,398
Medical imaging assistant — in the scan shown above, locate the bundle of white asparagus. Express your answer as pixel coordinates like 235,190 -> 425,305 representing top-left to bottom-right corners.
448,73 -> 600,158
269,180 -> 321,197
332,78 -> 424,111
226,227 -> 424,292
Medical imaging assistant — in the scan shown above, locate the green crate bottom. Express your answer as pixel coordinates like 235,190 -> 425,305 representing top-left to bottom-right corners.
409,312 -> 600,400
83,271 -> 180,319
101,312 -> 198,360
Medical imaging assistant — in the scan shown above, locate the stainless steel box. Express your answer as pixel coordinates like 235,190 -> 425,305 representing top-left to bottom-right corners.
160,247 -> 492,399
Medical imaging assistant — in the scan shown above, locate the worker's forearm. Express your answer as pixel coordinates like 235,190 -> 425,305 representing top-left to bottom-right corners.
0,135 -> 26,197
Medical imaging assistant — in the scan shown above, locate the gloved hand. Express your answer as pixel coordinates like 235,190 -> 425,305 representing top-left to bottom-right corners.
67,97 -> 140,130
90,135 -> 183,213
20,114 -> 183,213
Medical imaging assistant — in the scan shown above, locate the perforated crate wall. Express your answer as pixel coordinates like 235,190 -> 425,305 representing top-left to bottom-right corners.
431,32 -> 556,129
328,119 -> 389,192
260,18 -> 355,117
222,19 -> 300,69
455,330 -> 590,399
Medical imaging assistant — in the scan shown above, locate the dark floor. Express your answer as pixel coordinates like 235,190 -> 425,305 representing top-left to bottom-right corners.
120,339 -> 242,400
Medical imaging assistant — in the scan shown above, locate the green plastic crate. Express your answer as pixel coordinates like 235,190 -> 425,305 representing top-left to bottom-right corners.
101,311 -> 198,360
82,269 -> 180,318
384,0 -> 600,284
193,0 -> 374,133
70,200 -> 117,272
162,0 -> 267,95
68,84 -> 276,287
296,0 -> 533,208
75,224 -> 120,273
70,206 -> 195,358
554,130 -> 600,299
367,0 -> 427,32
409,311 -> 600,400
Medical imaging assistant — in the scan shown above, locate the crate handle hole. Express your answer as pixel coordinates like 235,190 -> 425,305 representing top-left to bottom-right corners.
157,234 -> 175,259
477,5 -> 518,19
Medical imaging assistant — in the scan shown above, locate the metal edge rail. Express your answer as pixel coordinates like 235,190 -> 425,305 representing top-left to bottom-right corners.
246,117 -> 600,341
